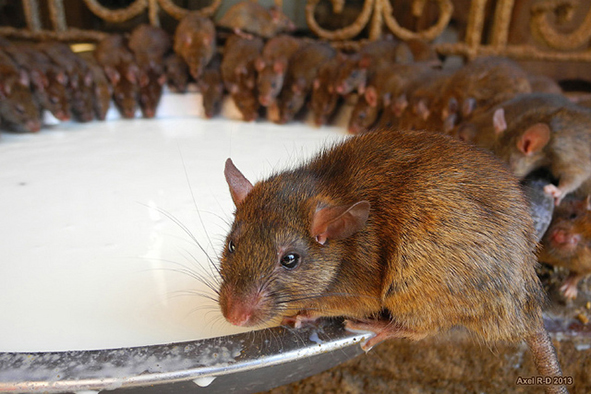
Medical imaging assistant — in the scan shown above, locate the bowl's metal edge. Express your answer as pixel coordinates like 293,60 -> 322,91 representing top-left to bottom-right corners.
0,319 -> 371,393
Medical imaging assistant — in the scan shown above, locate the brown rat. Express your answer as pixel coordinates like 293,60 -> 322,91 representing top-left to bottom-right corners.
199,53 -> 223,119
0,49 -> 41,133
310,56 -> 342,126
164,53 -> 190,93
527,74 -> 562,95
539,194 -> 591,299
255,35 -> 302,108
174,12 -> 216,81
333,39 -> 412,96
217,1 -> 296,39
94,34 -> 140,119
278,42 -> 336,124
129,24 -> 172,118
539,195 -> 591,299
435,57 -> 532,132
40,42 -> 95,122
79,51 -> 112,121
487,93 -> 591,206
349,62 -> 435,134
454,93 -> 572,149
221,34 -> 264,122
218,128 -> 565,393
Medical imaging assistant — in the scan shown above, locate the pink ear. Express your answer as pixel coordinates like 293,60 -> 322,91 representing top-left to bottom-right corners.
104,67 -> 120,86
493,108 -> 507,134
273,60 -> 285,74
359,55 -> 371,69
255,58 -> 265,72
311,201 -> 370,245
415,99 -> 429,120
364,86 -> 378,107
18,70 -> 30,87
393,94 -> 408,116
517,123 -> 551,156
224,159 -> 254,206
56,71 -> 68,86
462,97 -> 476,117
586,195 -> 591,211
313,78 -> 320,90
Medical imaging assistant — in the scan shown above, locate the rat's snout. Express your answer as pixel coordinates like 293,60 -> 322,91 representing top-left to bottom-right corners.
219,283 -> 267,327
550,228 -> 581,250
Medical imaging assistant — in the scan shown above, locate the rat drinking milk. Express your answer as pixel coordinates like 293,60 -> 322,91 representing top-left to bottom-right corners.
217,128 -> 566,394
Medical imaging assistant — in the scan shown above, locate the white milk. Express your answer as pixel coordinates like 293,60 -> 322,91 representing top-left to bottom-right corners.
0,93 -> 348,352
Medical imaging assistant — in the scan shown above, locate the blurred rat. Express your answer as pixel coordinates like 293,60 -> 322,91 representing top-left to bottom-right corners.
174,12 -> 216,81
218,128 -> 566,394
488,93 -> 591,205
539,194 -> 591,300
221,34 -> 264,122
217,1 -> 296,39
278,41 -> 336,124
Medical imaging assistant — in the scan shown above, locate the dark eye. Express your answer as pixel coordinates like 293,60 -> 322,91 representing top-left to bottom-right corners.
351,70 -> 359,78
271,81 -> 277,89
228,240 -> 236,253
50,96 -> 59,104
358,112 -> 366,119
569,212 -> 578,220
280,253 -> 300,270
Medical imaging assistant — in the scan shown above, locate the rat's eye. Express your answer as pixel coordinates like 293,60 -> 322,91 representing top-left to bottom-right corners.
228,240 -> 236,253
569,212 -> 578,220
280,253 -> 300,270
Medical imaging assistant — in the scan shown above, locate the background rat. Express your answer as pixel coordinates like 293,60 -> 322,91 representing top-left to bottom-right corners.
255,35 -> 301,108
199,53 -> 223,119
40,41 -> 95,122
539,195 -> 591,300
0,49 -> 41,132
221,34 -> 263,122
217,1 -> 296,39
174,12 -> 216,81
129,24 -> 171,118
277,41 -> 336,124
95,34 -> 140,119
539,196 -> 591,299
218,128 -> 565,393
310,56 -> 342,126
488,94 -> 591,205
164,53 -> 189,93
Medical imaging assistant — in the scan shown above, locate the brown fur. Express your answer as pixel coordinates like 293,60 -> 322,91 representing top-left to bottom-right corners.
221,35 -> 264,122
173,12 -> 216,80
219,128 -> 564,390
539,195 -> 591,299
217,1 -> 295,39
277,42 -> 336,124
489,94 -> 591,204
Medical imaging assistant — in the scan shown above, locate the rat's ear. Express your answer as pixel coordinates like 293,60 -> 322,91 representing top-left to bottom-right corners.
224,159 -> 253,206
517,123 -> 551,156
493,108 -> 507,134
364,86 -> 378,107
311,201 -> 370,245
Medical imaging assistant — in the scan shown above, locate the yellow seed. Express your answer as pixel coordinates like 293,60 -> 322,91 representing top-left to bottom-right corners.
576,313 -> 589,325
586,301 -> 591,310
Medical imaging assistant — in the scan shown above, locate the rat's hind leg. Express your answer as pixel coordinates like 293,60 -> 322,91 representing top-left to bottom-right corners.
345,318 -> 428,351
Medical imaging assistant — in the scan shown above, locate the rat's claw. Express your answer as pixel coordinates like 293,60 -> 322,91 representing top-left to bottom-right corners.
560,280 -> 578,300
543,184 -> 564,205
281,313 -> 319,329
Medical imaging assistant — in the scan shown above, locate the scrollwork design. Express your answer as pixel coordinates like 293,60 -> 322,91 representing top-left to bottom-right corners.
306,0 -> 375,41
305,0 -> 453,42
157,0 -> 222,20
530,0 -> 591,50
381,0 -> 453,41
82,0 -> 147,23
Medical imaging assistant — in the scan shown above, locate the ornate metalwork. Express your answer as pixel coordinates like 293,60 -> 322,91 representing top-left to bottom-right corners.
0,0 -> 591,64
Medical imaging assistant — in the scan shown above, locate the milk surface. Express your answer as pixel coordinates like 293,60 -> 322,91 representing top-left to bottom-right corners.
0,93 -> 347,352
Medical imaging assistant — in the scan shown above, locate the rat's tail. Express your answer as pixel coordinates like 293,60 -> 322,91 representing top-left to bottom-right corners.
524,329 -> 568,394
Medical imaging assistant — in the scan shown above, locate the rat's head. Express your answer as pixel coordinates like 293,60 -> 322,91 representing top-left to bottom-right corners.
256,59 -> 286,106
348,87 -> 379,134
0,71 -> 41,132
310,77 -> 337,126
218,159 -> 370,327
138,71 -> 165,119
544,195 -> 591,258
494,121 -> 551,179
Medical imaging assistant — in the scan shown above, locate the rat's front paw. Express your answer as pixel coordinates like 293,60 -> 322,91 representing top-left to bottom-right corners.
281,313 -> 320,329
543,184 -> 564,206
